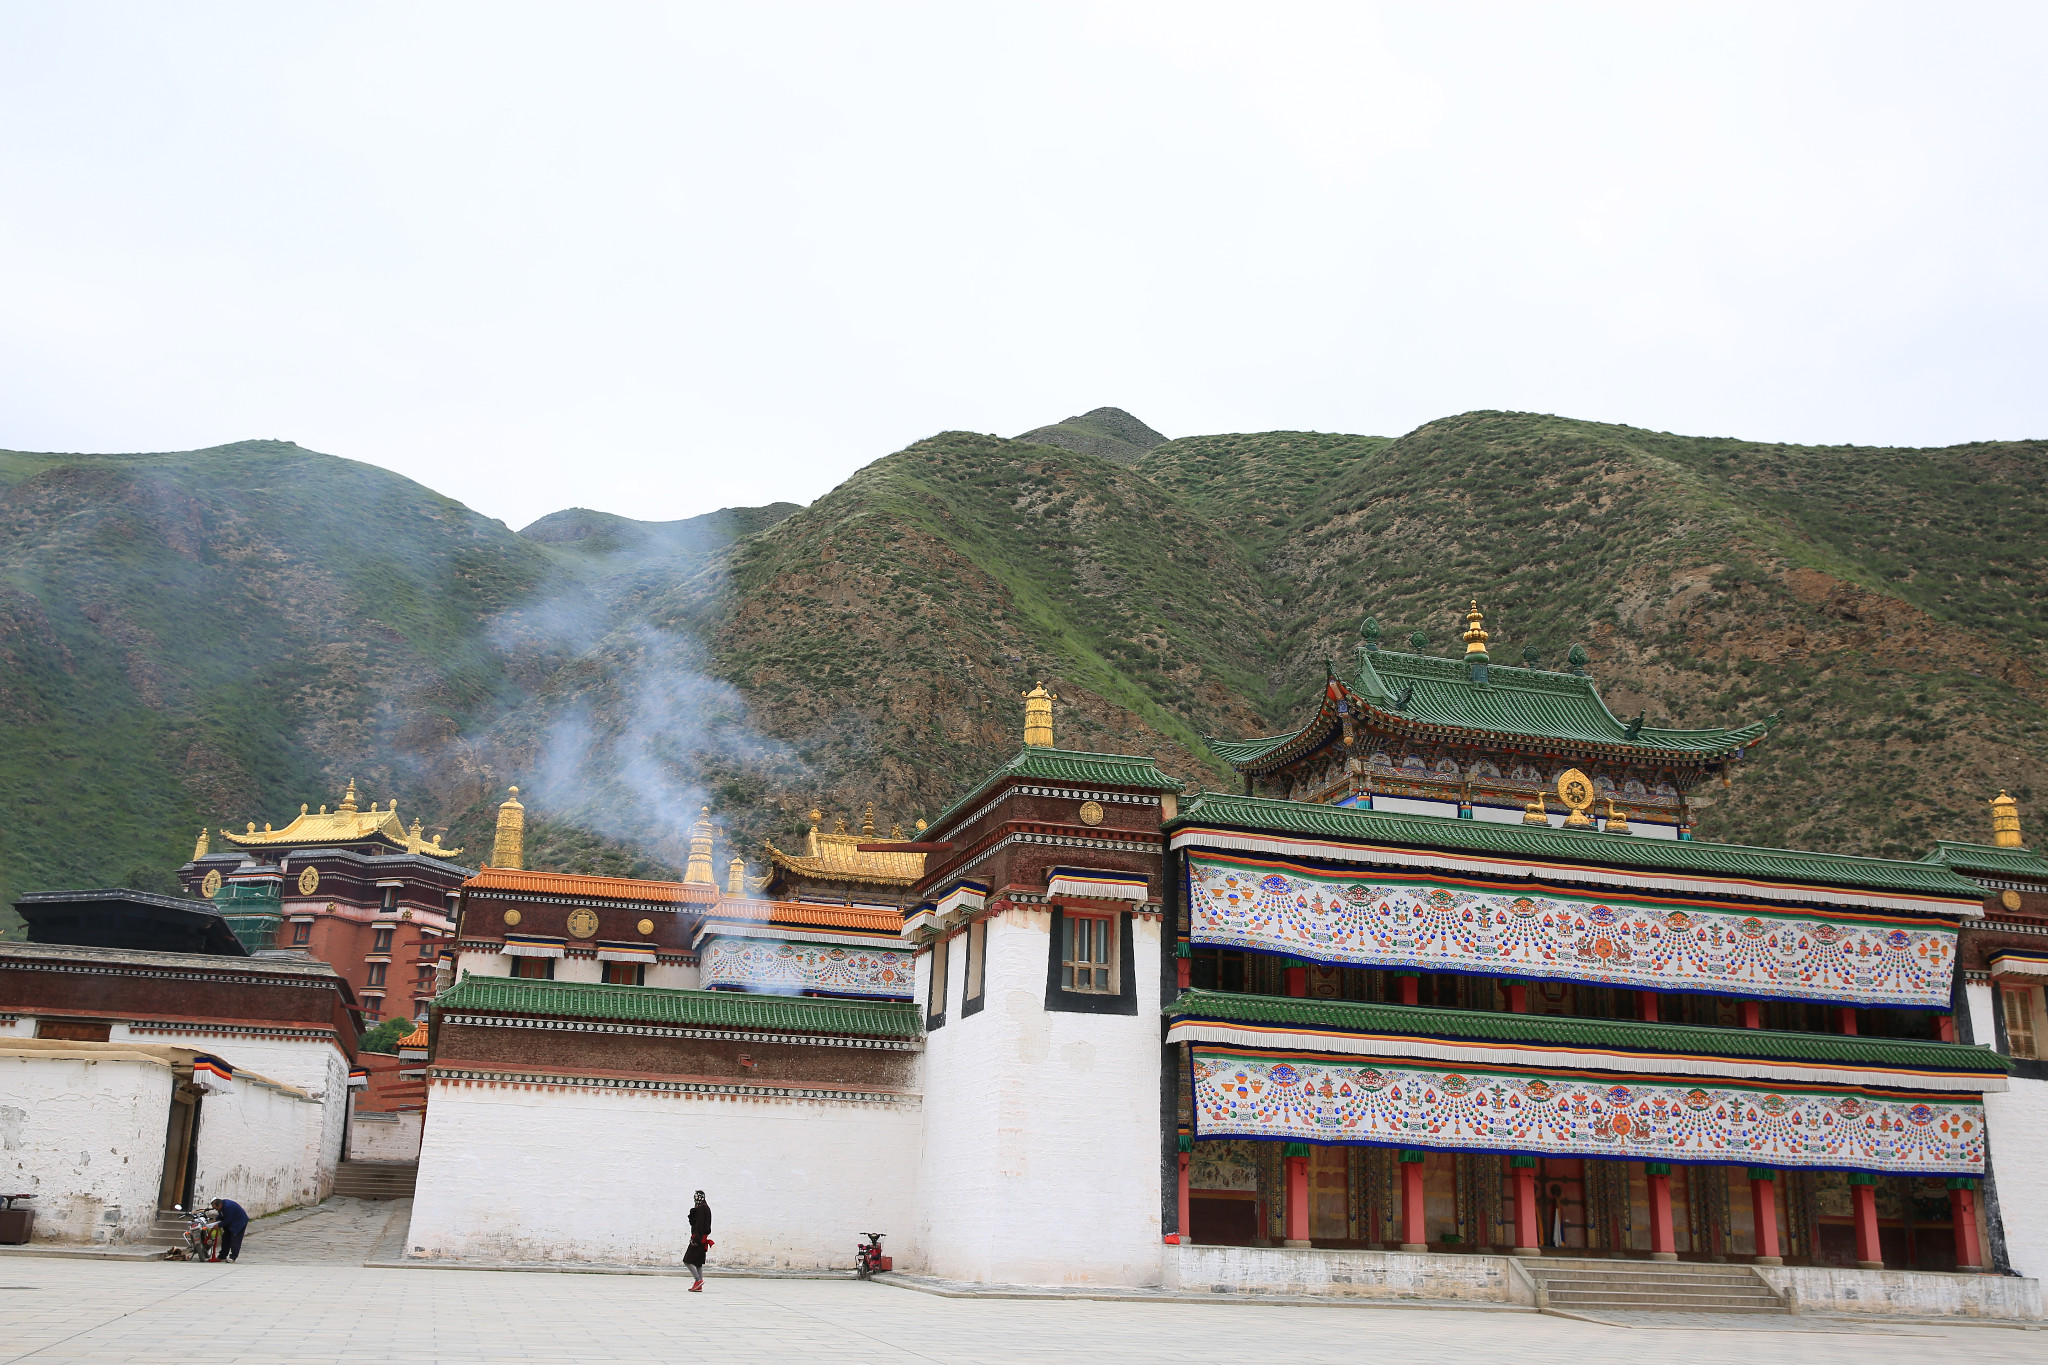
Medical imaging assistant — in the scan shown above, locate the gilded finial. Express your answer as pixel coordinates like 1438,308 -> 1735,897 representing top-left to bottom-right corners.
807,806 -> 822,831
1023,682 -> 1056,748
726,854 -> 746,898
491,785 -> 525,870
192,827 -> 210,860
1992,791 -> 2025,849
1462,600 -> 1489,659
890,822 -> 905,840
915,818 -> 928,833
300,804 -> 309,817
338,779 -> 358,814
684,805 -> 717,884
862,803 -> 875,838
833,813 -> 848,834
407,818 -> 426,855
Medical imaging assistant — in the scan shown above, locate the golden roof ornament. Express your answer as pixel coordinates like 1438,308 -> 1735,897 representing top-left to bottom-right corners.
491,786 -> 525,869
1603,797 -> 1631,836
684,806 -> 717,884
1023,682 -> 1056,748
807,807 -> 822,830
862,803 -> 876,838
1522,790 -> 1549,826
338,779 -> 359,814
1992,790 -> 2025,848
407,818 -> 426,855
192,827 -> 210,860
727,855 -> 746,898
1556,769 -> 1597,828
1462,601 -> 1489,658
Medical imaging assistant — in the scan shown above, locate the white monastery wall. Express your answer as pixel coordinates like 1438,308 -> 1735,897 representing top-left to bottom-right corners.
1965,981 -> 2048,1280
111,1025 -> 348,1201
453,951 -> 512,978
1757,1265 -> 2040,1320
914,906 -> 1164,1286
191,1076 -> 327,1216
646,962 -> 699,990
348,1109 -> 424,1162
1163,1244 -> 1533,1303
407,1080 -> 919,1268
0,1017 -> 33,1037
1,1054 -> 173,1245
450,952 -> 697,990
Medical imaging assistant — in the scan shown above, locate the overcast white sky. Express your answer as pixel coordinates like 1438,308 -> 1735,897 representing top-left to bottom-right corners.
3,4 -> 2043,529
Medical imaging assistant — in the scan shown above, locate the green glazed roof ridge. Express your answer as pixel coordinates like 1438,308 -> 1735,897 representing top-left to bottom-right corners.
1920,841 -> 2048,876
926,745 -> 1184,834
1164,988 -> 2011,1074
1173,791 -> 1988,900
436,974 -> 923,1038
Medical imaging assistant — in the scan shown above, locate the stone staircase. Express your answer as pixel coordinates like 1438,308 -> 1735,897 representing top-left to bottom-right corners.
144,1210 -> 195,1248
1520,1257 -> 1788,1314
332,1160 -> 419,1201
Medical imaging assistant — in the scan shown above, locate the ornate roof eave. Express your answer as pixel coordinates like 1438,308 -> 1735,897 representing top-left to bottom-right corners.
761,841 -> 922,889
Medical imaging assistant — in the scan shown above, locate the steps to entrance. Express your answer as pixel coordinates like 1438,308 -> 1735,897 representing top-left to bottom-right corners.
1520,1257 -> 1787,1314
143,1211 -> 192,1246
332,1161 -> 419,1201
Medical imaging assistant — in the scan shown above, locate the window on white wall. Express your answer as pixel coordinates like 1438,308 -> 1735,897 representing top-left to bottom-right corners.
927,937 -> 949,1028
2002,985 -> 2039,1059
964,919 -> 986,1011
1062,914 -> 1115,993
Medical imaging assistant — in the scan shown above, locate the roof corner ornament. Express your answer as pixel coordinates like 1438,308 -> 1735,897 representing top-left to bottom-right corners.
1522,645 -> 1540,667
1992,790 -> 2025,849
1360,616 -> 1382,653
491,785 -> 525,870
1622,712 -> 1644,742
1023,682 -> 1057,748
192,827 -> 210,860
1391,683 -> 1414,712
1567,643 -> 1589,676
1408,630 -> 1430,651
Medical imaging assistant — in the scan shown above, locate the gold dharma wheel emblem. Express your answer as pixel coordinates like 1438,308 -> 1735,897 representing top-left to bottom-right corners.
502,908 -> 522,926
200,869 -> 222,898
297,865 -> 321,896
2002,889 -> 2023,912
1078,800 -> 1105,827
637,919 -> 655,937
1556,769 -> 1598,828
566,907 -> 600,939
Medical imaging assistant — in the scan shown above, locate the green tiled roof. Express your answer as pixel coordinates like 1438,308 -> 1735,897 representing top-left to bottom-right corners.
436,974 -> 923,1039
1173,792 -> 1988,903
1920,841 -> 2048,879
1219,649 -> 1771,771
926,746 -> 1184,835
1165,989 -> 2011,1076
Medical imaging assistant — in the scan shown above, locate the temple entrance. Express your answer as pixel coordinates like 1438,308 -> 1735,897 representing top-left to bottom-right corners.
158,1089 -> 200,1211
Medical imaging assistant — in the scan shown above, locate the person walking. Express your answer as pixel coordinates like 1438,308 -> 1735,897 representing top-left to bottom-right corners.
684,1190 -> 712,1291
209,1198 -> 249,1262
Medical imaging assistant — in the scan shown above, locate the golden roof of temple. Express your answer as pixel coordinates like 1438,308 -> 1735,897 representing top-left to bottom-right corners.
762,805 -> 926,888
219,780 -> 464,858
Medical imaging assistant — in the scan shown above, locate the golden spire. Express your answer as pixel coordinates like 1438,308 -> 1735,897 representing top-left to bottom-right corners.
1992,791 -> 2025,848
727,855 -> 746,897
192,827 -> 210,860
1462,600 -> 1489,659
807,806 -> 822,830
491,786 -> 525,870
338,779 -> 358,814
684,806 -> 717,884
862,803 -> 876,838
1522,790 -> 1549,826
1023,683 -> 1056,748
407,818 -> 426,855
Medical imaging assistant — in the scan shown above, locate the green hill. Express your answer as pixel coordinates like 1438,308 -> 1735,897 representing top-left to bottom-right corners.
2,413 -> 2042,934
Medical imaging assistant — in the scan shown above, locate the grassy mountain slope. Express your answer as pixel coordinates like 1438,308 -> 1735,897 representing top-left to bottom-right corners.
1,413 -> 2041,933
1015,406 -> 1169,466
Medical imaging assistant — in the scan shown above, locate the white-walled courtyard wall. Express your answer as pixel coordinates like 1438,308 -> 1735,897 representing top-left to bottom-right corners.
1,1052 -> 173,1245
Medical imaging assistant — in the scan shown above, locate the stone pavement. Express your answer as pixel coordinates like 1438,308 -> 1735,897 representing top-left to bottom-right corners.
0,1254 -> 2040,1365
237,1196 -> 412,1265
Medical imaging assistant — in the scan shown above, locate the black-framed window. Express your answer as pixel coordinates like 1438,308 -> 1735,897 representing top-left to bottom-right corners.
372,928 -> 394,954
1045,907 -> 1138,1015
927,936 -> 949,1029
291,922 -> 311,946
1062,914 -> 1115,993
963,919 -> 987,1016
510,956 -> 554,981
602,962 -> 645,986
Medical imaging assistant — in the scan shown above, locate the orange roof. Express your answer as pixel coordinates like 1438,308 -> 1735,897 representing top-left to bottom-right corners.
706,899 -> 904,935
464,867 -> 721,904
398,1021 -> 430,1048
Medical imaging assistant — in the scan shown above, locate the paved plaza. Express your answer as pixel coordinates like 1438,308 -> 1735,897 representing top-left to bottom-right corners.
0,1199 -> 2040,1364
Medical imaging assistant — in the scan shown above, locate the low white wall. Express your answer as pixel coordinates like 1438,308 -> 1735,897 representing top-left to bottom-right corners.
349,1109 -> 424,1162
406,1079 -> 920,1268
1163,1244 -> 1533,1304
1967,981 -> 2048,1281
192,1077 -> 327,1216
1758,1265 -> 2042,1320
1,1054 -> 173,1245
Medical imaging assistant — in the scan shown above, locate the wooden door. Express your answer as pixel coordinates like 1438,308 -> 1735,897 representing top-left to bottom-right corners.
1311,1146 -> 1349,1240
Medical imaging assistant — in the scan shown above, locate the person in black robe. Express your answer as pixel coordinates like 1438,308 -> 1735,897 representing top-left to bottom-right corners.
210,1198 -> 250,1262
685,1190 -> 712,1291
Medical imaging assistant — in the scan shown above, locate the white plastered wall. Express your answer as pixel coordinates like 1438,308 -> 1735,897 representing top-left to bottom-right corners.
347,1109 -> 424,1162
110,1025 -> 348,1203
406,1080 -> 920,1267
913,905 -> 1164,1286
1970,980 -> 2048,1280
191,1077 -> 328,1215
0,1054 -> 173,1245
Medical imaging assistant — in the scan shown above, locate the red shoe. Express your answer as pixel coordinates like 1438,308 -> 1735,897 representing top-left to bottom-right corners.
688,1282 -> 703,1292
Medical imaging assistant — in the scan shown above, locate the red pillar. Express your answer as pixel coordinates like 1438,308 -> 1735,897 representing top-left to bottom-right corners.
1950,1184 -> 1983,1271
1399,974 -> 1420,1006
1748,1169 -> 1782,1263
1741,1000 -> 1762,1029
1638,991 -> 1660,1022
1646,1163 -> 1676,1260
1851,1179 -> 1882,1268
1399,1152 -> 1428,1251
1175,1151 -> 1191,1245
1284,964 -> 1307,998
1511,1158 -> 1539,1254
1176,957 -> 1191,990
1506,982 -> 1529,1013
1838,1008 -> 1859,1036
1938,1014 -> 1956,1042
1284,1149 -> 1310,1247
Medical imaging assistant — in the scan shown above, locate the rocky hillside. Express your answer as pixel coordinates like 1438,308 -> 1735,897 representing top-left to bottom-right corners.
1,412 -> 2042,932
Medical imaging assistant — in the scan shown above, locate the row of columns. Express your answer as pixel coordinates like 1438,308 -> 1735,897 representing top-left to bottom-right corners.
1176,1144 -> 1984,1269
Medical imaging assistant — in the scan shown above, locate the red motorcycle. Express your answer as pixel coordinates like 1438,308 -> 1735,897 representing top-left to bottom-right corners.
854,1232 -> 890,1279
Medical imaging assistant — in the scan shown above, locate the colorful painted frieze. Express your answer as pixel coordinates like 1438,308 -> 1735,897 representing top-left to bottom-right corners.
698,936 -> 914,1000
1188,1046 -> 1986,1176
1187,854 -> 1957,1009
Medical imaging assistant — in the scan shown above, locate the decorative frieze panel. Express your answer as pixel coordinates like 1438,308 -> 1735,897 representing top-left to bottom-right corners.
1189,1047 -> 1986,1176
698,936 -> 914,1000
1188,854 -> 1957,1009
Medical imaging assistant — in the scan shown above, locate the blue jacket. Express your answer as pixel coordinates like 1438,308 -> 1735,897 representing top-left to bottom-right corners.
215,1200 -> 248,1232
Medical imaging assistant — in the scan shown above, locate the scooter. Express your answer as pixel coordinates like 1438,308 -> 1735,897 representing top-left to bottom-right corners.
854,1231 -> 890,1279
